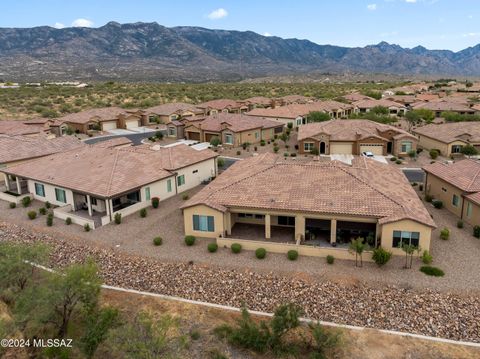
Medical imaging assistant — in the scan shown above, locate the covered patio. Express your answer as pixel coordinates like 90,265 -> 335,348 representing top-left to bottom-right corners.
229,222 -> 295,244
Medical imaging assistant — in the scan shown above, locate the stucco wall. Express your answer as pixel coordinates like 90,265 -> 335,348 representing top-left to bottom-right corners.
425,174 -> 464,218
380,219 -> 432,255
175,158 -> 217,193
417,134 -> 449,155
142,176 -> 176,203
27,180 -> 75,207
462,199 -> 480,227
183,205 -> 225,238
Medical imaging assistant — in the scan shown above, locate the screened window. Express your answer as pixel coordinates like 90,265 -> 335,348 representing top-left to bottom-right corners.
401,141 -> 412,153
168,127 -> 176,136
167,179 -> 172,192
451,145 -> 463,153
393,230 -> 420,248
145,187 -> 151,201
466,202 -> 473,218
55,188 -> 66,203
177,175 -> 185,186
225,134 -> 233,145
193,215 -> 214,232
304,142 -> 314,152
452,194 -> 459,207
34,183 -> 45,197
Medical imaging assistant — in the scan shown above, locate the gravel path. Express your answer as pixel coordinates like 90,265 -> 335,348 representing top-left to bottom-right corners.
2,188 -> 480,294
1,221 -> 479,343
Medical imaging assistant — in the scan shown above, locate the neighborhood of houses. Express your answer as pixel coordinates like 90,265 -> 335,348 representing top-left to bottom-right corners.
1,81 -> 480,266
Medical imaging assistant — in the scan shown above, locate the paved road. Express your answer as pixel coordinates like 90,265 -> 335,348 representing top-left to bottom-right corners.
84,129 -> 166,146
402,168 -> 425,183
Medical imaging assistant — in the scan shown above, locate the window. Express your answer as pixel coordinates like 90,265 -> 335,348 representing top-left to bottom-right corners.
393,230 -> 420,248
442,187 -> 447,192
167,179 -> 172,192
296,118 -> 302,126
148,115 -> 157,123
55,188 -> 66,203
145,187 -> 151,201
168,127 -> 176,136
467,202 -> 473,218
34,183 -> 45,197
452,145 -> 463,153
304,142 -> 314,152
177,175 -> 185,186
192,170 -> 198,174
274,127 -> 283,134
278,216 -> 295,226
127,191 -> 140,202
225,134 -> 233,145
255,132 -> 259,139
91,197 -> 97,205
452,194 -> 459,207
401,141 -> 412,153
193,215 -> 214,232
255,214 -> 265,219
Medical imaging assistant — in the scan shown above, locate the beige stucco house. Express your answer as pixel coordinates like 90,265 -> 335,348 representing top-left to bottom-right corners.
352,99 -> 407,115
1,144 -> 217,229
297,119 -> 418,156
143,103 -> 204,125
413,122 -> 480,157
197,99 -> 248,115
182,153 -> 435,259
424,159 -> 480,228
412,101 -> 477,118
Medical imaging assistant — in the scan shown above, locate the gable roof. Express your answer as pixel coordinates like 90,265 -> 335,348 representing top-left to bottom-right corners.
353,99 -> 406,109
342,93 -> 374,102
247,101 -> 353,119
412,101 -> 475,112
197,99 -> 242,110
57,107 -> 129,124
182,153 -> 435,228
0,120 -> 47,136
413,122 -> 480,144
145,102 -> 203,116
240,97 -> 273,106
424,159 -> 480,193
189,113 -> 283,133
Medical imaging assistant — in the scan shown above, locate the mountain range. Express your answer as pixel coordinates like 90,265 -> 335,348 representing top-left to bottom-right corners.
1,21 -> 480,82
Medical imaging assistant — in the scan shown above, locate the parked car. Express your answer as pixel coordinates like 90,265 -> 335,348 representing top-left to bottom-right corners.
362,151 -> 374,157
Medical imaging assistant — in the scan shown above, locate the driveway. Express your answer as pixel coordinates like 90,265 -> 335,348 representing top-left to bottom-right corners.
84,128 -> 167,146
402,168 -> 425,183
329,154 -> 388,165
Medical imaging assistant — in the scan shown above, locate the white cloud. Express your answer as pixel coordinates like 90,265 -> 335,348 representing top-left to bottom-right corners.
207,8 -> 228,20
71,18 -> 94,27
53,22 -> 65,29
405,0 -> 417,3
367,4 -> 377,10
462,32 -> 480,37
263,32 -> 272,37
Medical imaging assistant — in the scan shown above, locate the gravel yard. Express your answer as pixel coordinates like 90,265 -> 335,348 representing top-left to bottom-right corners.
1,187 -> 480,295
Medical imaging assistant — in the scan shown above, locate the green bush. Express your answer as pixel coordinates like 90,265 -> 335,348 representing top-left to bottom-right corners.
231,243 -> 242,254
45,201 -> 51,209
255,248 -> 266,259
153,237 -> 162,246
65,217 -> 72,225
39,207 -> 47,215
310,148 -> 319,156
9,202 -> 16,209
420,266 -> 444,277
22,196 -> 31,208
326,255 -> 334,264
422,250 -> 433,265
151,197 -> 160,208
27,210 -> 37,220
236,151 -> 241,156
290,153 -> 297,157
457,220 -> 464,229
390,156 -> 397,161
182,194 -> 189,201
440,227 -> 450,240
287,250 -> 298,261
273,146 -> 279,153
84,223 -> 91,232
433,200 -> 443,209
429,149 -> 439,159
408,150 -> 416,158
260,140 -> 266,146
185,235 -> 196,246
208,243 -> 218,253
372,247 -> 392,266
395,159 -> 402,164
474,225 -> 480,238
217,158 -> 225,167
114,213 -> 122,224
140,208 -> 147,218
46,213 -> 53,226
425,194 -> 433,202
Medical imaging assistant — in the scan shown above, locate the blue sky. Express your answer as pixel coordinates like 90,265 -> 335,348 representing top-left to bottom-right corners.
0,0 -> 479,51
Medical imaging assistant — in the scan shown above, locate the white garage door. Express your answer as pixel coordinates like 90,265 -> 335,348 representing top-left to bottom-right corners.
360,144 -> 384,155
125,119 -> 139,129
102,121 -> 117,131
330,142 -> 353,154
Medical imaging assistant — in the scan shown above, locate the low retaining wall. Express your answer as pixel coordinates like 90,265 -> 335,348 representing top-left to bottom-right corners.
53,205 -> 96,229
0,192 -> 31,205
217,237 -> 374,262
113,201 -> 150,218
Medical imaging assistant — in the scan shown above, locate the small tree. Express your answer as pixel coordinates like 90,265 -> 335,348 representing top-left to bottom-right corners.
461,144 -> 478,157
405,110 -> 420,131
209,136 -> 221,147
349,238 -> 367,267
307,111 -> 330,123
370,106 -> 389,115
401,243 -> 418,269
279,133 -> 289,147
429,149 -> 439,159
80,307 -> 120,359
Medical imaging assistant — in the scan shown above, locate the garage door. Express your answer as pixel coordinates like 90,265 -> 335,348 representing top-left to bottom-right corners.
102,121 -> 117,131
125,119 -> 139,129
187,131 -> 201,141
330,142 -> 353,154
360,144 -> 384,155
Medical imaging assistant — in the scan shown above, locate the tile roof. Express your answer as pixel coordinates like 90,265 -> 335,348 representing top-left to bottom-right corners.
189,113 -> 283,133
342,93 -> 374,102
0,120 -> 47,136
197,99 -> 242,110
247,101 -> 353,119
2,144 -> 217,198
92,137 -> 133,148
240,97 -> 273,106
412,101 -> 475,112
183,153 -> 435,228
413,122 -> 480,143
57,107 -> 129,124
353,99 -> 406,109
0,135 -> 86,164
297,119 -> 415,142
423,159 -> 480,193
145,102 -> 203,116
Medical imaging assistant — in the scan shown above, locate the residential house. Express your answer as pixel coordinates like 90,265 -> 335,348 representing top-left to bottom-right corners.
1,144 -> 218,229
424,159 -> 480,228
239,97 -> 274,111
353,99 -> 407,115
342,93 -> 374,103
197,99 -> 248,115
413,122 -> 480,157
0,120 -> 49,137
384,95 -> 418,107
297,119 -> 417,156
411,101 -> 476,118
143,103 -> 204,125
182,153 -> 435,258
276,95 -> 313,105
183,113 -> 284,146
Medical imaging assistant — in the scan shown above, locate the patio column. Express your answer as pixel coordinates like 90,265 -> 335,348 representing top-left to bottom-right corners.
225,212 -> 232,235
375,222 -> 380,247
265,214 -> 271,239
330,219 -> 337,244
15,177 -> 21,194
294,215 -> 305,242
106,199 -> 111,219
86,195 -> 93,217
4,176 -> 10,191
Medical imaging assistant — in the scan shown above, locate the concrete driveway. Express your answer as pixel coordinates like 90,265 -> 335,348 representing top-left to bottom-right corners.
329,154 -> 388,165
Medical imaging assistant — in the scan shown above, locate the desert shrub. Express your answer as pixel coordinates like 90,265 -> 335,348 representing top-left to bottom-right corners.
395,159 -> 402,164
185,235 -> 196,246
474,225 -> 480,238
390,156 -> 397,161
425,194 -> 433,202
422,250 -> 433,265
457,220 -> 464,228
21,196 -> 31,207
231,243 -> 242,254
372,247 -> 392,266
140,208 -> 147,218
440,227 -> 450,240
208,243 -> 218,253
190,329 -> 201,341
283,152 -> 289,157
84,223 -> 91,232
273,146 -> 279,153
46,213 -> 53,226
151,197 -> 160,208
420,266 -> 444,277
65,217 -> 72,225
217,158 -> 225,167
153,237 -> 162,246
429,149 -> 439,159
27,210 -> 37,220
433,200 -> 443,209
182,194 -> 189,200
290,153 -> 297,157
39,207 -> 47,215
9,202 -> 16,209
255,248 -> 266,259
310,148 -> 319,156
114,213 -> 122,224
287,250 -> 298,261
326,255 -> 334,264
45,201 -> 51,209
408,150 -> 416,158
260,140 -> 266,146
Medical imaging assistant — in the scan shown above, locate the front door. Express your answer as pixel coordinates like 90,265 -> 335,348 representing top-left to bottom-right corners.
387,142 -> 393,154
320,142 -> 326,154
